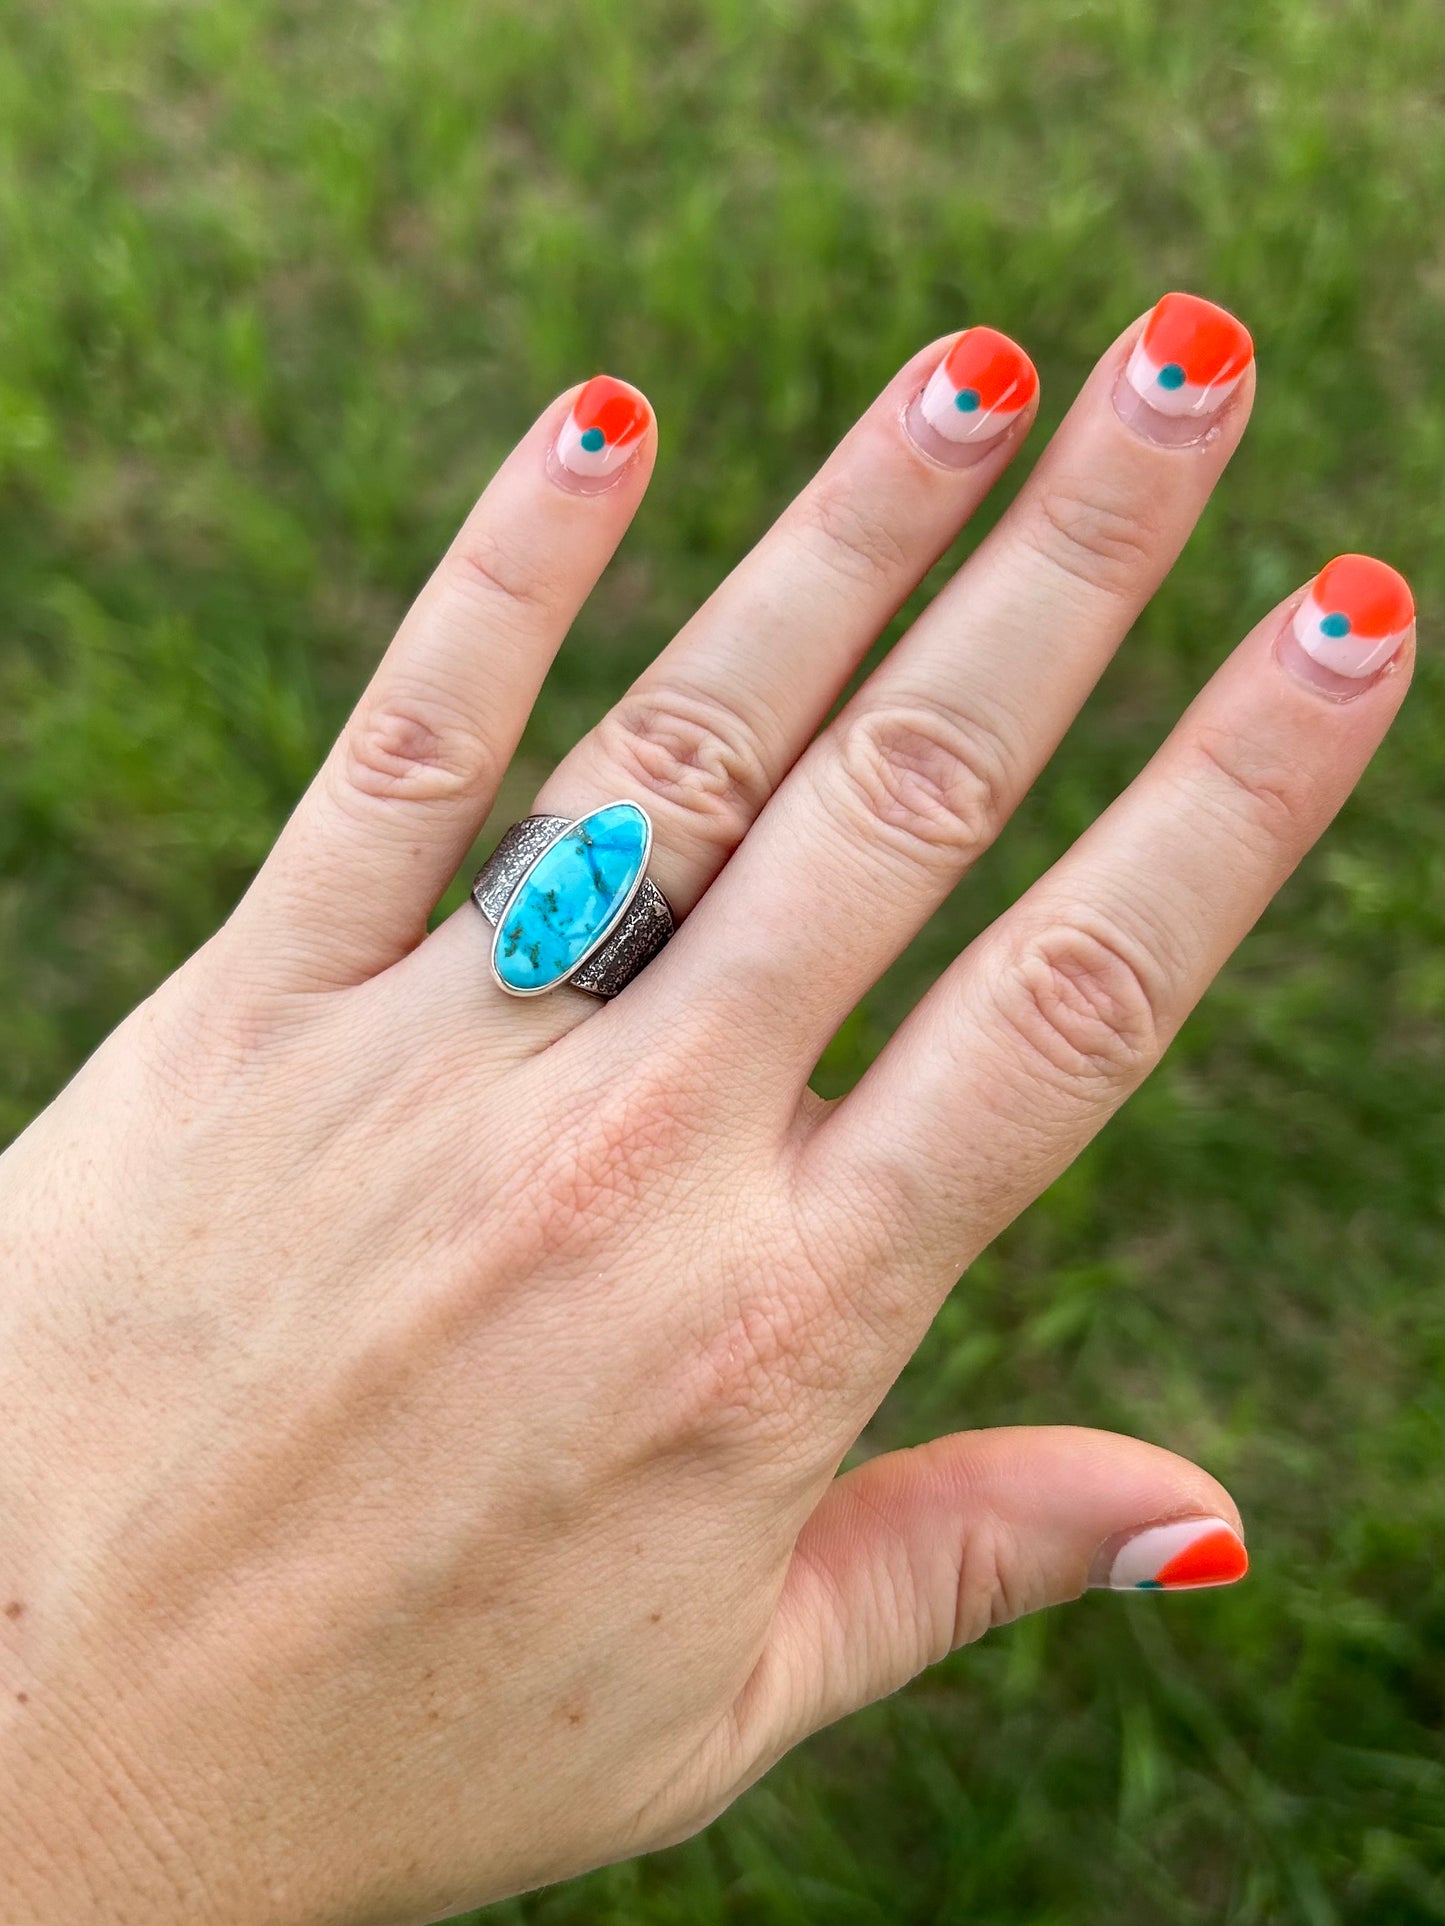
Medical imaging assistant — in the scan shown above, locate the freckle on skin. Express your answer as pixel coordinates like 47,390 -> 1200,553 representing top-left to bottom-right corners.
649,1610 -> 663,1624
15,1692 -> 27,1704
3,1601 -> 22,1620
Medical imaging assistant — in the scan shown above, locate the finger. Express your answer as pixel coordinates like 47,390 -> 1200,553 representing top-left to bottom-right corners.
817,556 -> 1415,1287
653,293 -> 1255,1077
529,329 -> 1039,916
737,1427 -> 1246,1762
233,377 -> 656,992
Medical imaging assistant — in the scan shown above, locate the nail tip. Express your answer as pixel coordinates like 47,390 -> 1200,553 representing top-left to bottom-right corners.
1155,288 -> 1255,355
1317,551 -> 1415,617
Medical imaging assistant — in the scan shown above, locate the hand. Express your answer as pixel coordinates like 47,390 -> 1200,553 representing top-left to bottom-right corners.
0,301 -> 1414,1925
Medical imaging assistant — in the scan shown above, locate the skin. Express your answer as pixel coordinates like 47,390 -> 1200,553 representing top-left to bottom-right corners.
0,312 -> 1413,1926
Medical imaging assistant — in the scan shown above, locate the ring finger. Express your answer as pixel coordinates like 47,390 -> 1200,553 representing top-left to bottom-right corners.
416,323 -> 1040,1032
413,325 -> 1042,1027
530,326 -> 1041,917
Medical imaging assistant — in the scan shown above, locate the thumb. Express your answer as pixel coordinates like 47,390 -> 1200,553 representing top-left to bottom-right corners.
740,1425 -> 1248,1760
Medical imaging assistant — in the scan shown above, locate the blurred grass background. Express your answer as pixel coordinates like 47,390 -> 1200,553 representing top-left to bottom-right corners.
2,0 -> 1443,1919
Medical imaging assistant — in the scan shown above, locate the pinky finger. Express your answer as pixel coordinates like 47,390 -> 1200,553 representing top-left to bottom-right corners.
232,377 -> 655,993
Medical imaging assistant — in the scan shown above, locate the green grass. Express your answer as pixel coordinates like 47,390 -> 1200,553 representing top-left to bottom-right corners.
2,1 -> 1443,1920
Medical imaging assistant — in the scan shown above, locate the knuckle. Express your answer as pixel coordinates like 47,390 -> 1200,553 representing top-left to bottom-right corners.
998,918 -> 1165,1092
447,528 -> 559,625
953,1515 -> 1032,1646
593,682 -> 774,848
827,704 -> 1013,868
1025,474 -> 1158,599
794,480 -> 913,593
1189,723 -> 1309,847
341,691 -> 495,809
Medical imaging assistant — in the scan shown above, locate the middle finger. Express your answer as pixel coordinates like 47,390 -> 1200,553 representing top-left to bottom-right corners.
649,292 -> 1257,1075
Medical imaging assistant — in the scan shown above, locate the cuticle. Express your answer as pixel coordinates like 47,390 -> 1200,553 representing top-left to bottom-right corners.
901,389 -> 1029,473
1272,596 -> 1411,704
898,384 -> 941,467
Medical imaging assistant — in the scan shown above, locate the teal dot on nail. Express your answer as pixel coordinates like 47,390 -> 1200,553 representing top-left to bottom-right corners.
1136,1579 -> 1163,1589
580,426 -> 606,452
1157,362 -> 1186,390
1320,611 -> 1351,638
954,387 -> 981,413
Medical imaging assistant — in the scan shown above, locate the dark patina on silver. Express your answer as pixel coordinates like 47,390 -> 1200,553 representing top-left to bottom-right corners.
471,813 -> 675,999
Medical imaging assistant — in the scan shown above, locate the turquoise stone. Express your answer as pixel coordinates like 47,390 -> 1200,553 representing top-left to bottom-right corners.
955,387 -> 981,412
580,426 -> 606,452
1157,362 -> 1186,390
494,802 -> 650,993
1320,610 -> 1351,638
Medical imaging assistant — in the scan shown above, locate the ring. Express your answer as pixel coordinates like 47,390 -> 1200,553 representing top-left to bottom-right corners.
471,801 -> 675,999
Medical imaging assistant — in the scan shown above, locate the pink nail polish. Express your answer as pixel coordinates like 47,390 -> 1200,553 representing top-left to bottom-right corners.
1089,1516 -> 1249,1592
1277,553 -> 1415,699
1113,292 -> 1253,447
905,327 -> 1038,468
548,376 -> 652,495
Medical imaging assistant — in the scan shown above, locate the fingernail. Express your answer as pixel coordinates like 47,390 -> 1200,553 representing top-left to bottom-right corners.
548,375 -> 653,494
1114,292 -> 1253,447
1089,1516 -> 1248,1592
1277,553 -> 1415,700
906,327 -> 1038,468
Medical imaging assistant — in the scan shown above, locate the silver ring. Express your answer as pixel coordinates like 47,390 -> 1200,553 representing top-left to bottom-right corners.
471,801 -> 674,999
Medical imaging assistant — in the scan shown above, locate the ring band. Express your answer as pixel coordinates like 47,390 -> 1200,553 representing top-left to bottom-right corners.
471,802 -> 674,999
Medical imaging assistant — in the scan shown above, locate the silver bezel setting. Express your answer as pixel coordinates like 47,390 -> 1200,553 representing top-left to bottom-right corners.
487,800 -> 656,998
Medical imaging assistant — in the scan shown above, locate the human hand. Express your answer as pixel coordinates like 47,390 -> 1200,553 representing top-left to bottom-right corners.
0,298 -> 1414,1925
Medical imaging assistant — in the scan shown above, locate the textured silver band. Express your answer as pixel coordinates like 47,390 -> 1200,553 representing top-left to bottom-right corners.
471,814 -> 675,999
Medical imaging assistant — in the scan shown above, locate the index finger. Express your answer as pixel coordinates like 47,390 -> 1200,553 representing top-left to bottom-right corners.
813,556 -> 1416,1313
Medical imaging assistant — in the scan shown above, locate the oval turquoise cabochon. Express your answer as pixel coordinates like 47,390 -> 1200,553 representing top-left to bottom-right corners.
492,802 -> 651,994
